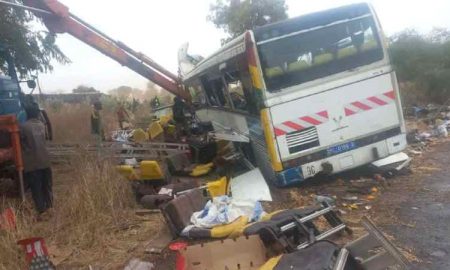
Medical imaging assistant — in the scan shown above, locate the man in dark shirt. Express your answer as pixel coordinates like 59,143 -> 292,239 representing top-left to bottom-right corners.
20,103 -> 53,214
172,97 -> 190,137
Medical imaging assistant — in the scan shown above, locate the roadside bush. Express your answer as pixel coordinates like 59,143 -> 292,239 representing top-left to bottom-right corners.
390,28 -> 450,106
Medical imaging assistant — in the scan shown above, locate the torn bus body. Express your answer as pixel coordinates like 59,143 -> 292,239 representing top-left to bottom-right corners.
181,3 -> 407,186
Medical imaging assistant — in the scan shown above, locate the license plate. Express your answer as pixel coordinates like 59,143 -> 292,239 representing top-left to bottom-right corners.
327,141 -> 357,155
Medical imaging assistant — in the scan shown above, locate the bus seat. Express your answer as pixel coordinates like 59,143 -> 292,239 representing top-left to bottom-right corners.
149,121 -> 164,139
361,40 -> 378,51
313,53 -> 333,65
133,128 -> 149,142
337,46 -> 357,59
265,66 -> 284,78
159,114 -> 172,126
288,60 -> 310,72
117,165 -> 138,180
140,160 -> 164,180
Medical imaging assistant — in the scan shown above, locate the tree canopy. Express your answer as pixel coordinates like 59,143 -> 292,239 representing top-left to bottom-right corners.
389,28 -> 450,105
208,0 -> 288,43
0,0 -> 70,78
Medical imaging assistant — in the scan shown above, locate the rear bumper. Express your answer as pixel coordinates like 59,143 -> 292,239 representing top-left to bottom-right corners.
274,132 -> 407,187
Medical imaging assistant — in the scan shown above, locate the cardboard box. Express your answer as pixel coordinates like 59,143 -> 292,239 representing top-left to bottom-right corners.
180,235 -> 267,270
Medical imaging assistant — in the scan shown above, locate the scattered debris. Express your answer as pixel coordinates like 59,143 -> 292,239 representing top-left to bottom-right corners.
17,237 -> 55,270
144,227 -> 173,255
0,207 -> 16,231
230,168 -> 272,202
135,209 -> 160,216
342,196 -> 358,201
179,235 -> 266,270
371,152 -> 412,176
313,195 -> 336,206
409,149 -> 422,155
124,259 -> 154,270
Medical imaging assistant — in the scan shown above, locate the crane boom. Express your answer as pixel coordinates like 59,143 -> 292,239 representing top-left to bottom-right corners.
16,0 -> 190,101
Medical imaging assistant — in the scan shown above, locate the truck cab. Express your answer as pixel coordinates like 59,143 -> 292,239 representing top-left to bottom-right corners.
0,74 -> 27,123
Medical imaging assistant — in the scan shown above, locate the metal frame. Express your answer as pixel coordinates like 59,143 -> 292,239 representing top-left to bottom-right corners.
47,142 -> 190,163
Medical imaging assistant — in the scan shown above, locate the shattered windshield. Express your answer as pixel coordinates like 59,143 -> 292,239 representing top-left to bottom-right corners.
257,15 -> 384,91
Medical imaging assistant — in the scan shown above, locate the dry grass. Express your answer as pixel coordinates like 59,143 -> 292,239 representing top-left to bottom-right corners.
0,101 -> 164,269
44,103 -> 118,144
0,158 -> 163,269
44,102 -> 155,144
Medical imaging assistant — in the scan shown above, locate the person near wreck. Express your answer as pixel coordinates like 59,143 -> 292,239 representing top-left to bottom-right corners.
172,97 -> 190,136
20,102 -> 53,216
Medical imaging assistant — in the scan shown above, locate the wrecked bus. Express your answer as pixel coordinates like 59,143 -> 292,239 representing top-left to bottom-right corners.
182,3 -> 406,186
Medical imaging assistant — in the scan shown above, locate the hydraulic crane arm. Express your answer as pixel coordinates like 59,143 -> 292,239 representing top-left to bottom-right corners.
12,0 -> 190,101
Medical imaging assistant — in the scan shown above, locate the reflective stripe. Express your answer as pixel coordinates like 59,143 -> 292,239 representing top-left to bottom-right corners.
344,90 -> 395,116
274,110 -> 329,136
261,109 -> 283,172
249,65 -> 263,90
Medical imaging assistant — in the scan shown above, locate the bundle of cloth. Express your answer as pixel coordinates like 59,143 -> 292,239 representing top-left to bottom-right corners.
181,195 -> 264,238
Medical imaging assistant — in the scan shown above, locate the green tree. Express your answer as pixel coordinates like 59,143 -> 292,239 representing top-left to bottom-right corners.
208,0 -> 288,43
108,86 -> 133,101
0,0 -> 70,77
389,28 -> 450,104
73,85 -> 98,94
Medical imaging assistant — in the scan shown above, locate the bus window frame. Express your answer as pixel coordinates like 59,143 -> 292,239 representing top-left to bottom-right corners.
194,54 -> 258,116
257,14 -> 385,93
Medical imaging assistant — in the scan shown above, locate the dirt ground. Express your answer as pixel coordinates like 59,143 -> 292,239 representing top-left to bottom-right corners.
147,137 -> 449,269
3,136 -> 448,269
379,140 -> 450,269
265,137 -> 450,270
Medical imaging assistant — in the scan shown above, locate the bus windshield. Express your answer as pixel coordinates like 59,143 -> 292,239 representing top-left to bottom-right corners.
257,15 -> 384,91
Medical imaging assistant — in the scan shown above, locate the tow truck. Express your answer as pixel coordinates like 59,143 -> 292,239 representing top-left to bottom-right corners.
0,43 -> 52,199
0,0 -> 189,200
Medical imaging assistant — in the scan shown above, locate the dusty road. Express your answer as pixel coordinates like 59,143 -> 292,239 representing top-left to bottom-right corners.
267,138 -> 450,270
379,141 -> 450,269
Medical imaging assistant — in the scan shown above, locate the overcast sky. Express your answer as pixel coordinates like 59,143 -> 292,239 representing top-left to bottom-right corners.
35,0 -> 450,93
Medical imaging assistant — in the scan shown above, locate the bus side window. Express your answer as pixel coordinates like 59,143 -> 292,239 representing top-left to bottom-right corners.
220,66 -> 261,115
212,78 -> 229,107
240,69 -> 260,115
188,85 -> 207,106
200,76 -> 217,106
201,76 -> 230,108
224,71 -> 248,112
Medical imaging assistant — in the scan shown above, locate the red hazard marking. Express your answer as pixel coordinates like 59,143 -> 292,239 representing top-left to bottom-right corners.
274,127 -> 287,136
368,96 -> 387,106
273,110 -> 329,137
317,110 -> 328,118
345,108 -> 356,116
300,116 -> 321,125
384,90 -> 395,99
283,121 -> 304,130
344,90 -> 396,117
352,101 -> 372,111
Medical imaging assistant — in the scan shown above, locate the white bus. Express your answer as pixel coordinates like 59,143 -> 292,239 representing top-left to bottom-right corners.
182,3 -> 406,186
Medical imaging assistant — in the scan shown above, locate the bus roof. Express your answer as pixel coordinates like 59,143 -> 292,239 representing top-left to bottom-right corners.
182,32 -> 247,82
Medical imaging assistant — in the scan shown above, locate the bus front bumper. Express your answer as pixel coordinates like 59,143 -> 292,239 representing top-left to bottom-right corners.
274,133 -> 407,187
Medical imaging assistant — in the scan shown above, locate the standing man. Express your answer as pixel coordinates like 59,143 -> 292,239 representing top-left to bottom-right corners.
91,101 -> 104,141
116,102 -> 130,130
172,97 -> 189,137
20,102 -> 53,215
